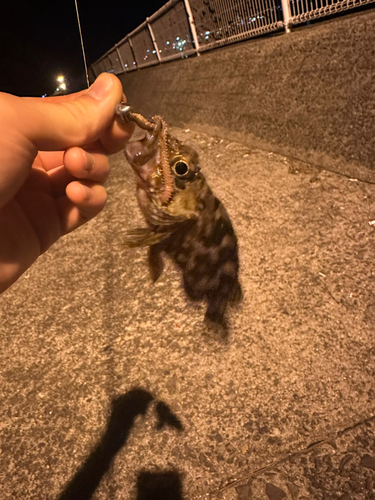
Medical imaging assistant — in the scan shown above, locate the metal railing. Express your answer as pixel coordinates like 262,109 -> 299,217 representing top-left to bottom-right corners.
91,0 -> 375,76
288,0 -> 375,24
190,0 -> 284,49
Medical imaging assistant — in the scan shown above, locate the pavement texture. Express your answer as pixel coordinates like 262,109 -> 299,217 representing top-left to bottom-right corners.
0,127 -> 375,499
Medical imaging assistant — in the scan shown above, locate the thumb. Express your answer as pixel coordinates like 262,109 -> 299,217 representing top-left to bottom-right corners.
0,73 -> 126,208
19,73 -> 125,151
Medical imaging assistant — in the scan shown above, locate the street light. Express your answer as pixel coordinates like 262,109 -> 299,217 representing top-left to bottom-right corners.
55,75 -> 67,94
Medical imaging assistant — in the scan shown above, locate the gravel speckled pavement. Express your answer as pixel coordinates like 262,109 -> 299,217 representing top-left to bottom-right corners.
0,127 -> 375,499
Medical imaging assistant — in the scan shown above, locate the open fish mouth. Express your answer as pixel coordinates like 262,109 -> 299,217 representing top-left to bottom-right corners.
116,103 -> 174,205
124,140 -> 164,192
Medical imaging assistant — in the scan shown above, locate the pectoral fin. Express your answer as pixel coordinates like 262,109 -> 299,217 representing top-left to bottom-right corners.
124,227 -> 171,247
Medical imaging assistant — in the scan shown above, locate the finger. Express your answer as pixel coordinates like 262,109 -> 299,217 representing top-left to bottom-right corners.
16,73 -> 127,151
58,181 -> 107,234
63,147 -> 110,183
100,118 -> 135,154
42,148 -> 109,198
76,101 -> 135,155
46,165 -> 75,197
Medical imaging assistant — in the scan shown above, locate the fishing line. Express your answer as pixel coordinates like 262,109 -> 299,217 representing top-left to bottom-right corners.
74,0 -> 90,87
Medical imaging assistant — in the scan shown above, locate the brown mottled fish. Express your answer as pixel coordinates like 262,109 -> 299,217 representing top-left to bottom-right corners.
116,104 -> 241,326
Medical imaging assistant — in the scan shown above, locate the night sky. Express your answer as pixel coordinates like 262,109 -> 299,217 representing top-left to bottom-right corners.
1,0 -> 166,97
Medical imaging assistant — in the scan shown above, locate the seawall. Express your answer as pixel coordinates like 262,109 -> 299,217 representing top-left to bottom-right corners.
119,9 -> 375,181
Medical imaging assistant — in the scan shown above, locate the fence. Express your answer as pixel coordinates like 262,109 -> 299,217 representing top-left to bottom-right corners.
91,0 -> 375,76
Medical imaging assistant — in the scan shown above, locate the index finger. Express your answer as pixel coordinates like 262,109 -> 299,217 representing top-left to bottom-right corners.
99,118 -> 135,154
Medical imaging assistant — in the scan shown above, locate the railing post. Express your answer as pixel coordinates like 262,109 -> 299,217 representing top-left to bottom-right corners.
183,0 -> 200,54
281,0 -> 292,32
147,20 -> 162,62
115,44 -> 125,74
128,38 -> 138,70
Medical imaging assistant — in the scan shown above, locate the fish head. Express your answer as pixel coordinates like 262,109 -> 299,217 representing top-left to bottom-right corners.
124,115 -> 202,223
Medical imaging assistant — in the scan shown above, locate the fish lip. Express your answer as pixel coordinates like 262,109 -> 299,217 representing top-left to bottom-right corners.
135,176 -> 151,192
124,134 -> 166,193
132,166 -> 155,190
124,129 -> 162,169
123,115 -> 174,205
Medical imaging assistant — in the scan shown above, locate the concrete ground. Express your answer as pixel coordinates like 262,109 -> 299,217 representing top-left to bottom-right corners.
0,126 -> 375,500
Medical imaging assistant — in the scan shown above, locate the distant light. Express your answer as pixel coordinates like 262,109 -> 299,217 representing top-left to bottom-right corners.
146,49 -> 150,52
60,82 -> 66,90
166,41 -> 170,45
42,94 -> 47,98
57,75 -> 65,83
175,39 -> 186,50
56,87 -> 60,92
176,37 -> 180,40
152,50 -> 156,54
205,31 -> 210,34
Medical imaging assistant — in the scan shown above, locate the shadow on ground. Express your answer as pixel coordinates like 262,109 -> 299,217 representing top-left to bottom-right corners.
58,389 -> 184,500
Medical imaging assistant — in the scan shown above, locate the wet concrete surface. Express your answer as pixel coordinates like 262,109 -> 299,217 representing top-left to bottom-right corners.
0,127 -> 375,499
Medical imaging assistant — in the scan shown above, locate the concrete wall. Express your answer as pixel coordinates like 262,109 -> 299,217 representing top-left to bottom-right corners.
119,10 -> 375,182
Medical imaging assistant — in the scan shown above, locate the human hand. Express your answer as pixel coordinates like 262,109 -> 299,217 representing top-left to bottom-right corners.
0,73 -> 133,293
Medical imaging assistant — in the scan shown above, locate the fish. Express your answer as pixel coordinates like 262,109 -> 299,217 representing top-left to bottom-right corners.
116,103 -> 241,326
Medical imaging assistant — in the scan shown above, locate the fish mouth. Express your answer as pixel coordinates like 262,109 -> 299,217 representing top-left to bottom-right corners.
121,110 -> 174,205
124,131 -> 158,163
125,137 -> 165,194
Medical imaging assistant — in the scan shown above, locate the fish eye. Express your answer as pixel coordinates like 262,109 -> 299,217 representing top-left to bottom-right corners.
173,160 -> 190,177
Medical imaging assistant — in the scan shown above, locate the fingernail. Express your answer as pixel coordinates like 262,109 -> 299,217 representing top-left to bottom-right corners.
84,152 -> 95,172
86,74 -> 113,100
